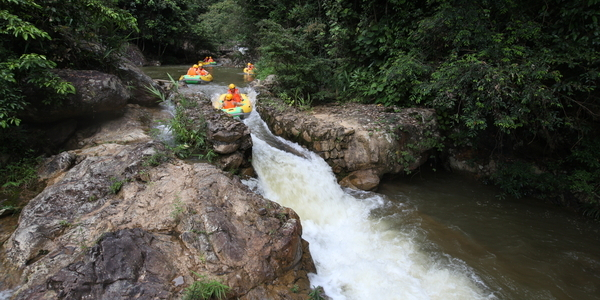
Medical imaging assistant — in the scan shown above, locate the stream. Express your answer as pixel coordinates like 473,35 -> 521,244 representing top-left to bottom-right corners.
146,65 -> 600,300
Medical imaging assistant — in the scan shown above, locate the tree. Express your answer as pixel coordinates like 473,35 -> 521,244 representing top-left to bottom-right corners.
118,0 -> 215,62
0,0 -> 137,127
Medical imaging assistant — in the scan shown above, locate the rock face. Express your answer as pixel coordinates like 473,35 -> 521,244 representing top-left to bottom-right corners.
20,69 -> 130,123
116,58 -> 163,107
257,98 -> 440,190
19,47 -> 163,125
1,101 -> 315,299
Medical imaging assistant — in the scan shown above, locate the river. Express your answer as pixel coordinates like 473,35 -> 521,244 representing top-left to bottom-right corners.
143,65 -> 600,300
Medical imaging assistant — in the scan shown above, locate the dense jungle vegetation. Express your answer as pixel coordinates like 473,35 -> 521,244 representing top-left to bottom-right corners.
1,0 -> 599,217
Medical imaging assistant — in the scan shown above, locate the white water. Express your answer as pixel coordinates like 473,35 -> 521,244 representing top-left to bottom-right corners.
242,93 -> 496,300
153,83 -> 497,299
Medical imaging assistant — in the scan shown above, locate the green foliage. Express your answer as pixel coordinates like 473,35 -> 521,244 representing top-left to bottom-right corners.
564,139 -> 600,204
419,54 -> 564,143
582,205 -> 600,220
166,95 -> 216,160
118,0 -> 213,60
308,286 -> 325,300
170,197 -> 185,221
493,161 -> 554,199
143,151 -> 170,167
491,137 -> 600,208
278,88 -> 313,110
144,84 -> 166,103
344,53 -> 431,107
198,0 -> 244,48
109,177 -> 124,194
59,220 -> 73,228
0,0 -> 137,128
0,204 -> 21,215
396,150 -> 417,174
255,7 -> 337,102
183,272 -> 231,300
0,157 -> 39,190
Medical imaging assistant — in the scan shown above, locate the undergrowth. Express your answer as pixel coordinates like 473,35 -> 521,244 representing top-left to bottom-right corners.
182,272 -> 231,300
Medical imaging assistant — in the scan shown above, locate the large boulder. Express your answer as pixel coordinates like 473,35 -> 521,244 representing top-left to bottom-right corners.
257,98 -> 441,190
123,43 -> 147,67
115,58 -> 164,107
1,98 -> 315,300
55,31 -> 162,108
19,69 -> 130,123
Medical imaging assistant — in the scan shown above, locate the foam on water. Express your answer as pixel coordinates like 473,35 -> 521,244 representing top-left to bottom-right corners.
243,105 -> 495,300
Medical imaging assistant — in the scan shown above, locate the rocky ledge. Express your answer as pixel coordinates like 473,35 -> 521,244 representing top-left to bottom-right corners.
255,95 -> 441,191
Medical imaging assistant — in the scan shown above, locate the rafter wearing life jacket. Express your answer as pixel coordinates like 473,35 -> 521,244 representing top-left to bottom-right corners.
222,93 -> 241,109
187,64 -> 200,76
227,84 -> 242,102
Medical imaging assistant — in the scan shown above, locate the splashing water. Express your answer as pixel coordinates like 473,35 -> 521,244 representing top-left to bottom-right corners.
154,82 -> 495,299
242,97 -> 496,300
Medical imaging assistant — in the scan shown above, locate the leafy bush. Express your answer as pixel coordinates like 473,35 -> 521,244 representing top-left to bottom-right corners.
563,139 -> 600,204
118,0 -> 214,60
167,96 -> 216,161
256,19 -> 334,105
493,162 -> 546,199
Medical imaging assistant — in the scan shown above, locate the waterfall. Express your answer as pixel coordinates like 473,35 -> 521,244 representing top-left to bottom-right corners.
242,104 -> 495,300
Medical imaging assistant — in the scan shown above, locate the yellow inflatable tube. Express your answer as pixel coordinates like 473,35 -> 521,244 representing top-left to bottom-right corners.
214,94 -> 252,118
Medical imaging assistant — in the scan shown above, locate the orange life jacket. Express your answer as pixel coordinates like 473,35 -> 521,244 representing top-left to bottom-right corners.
223,100 -> 236,109
227,89 -> 241,102
187,68 -> 198,76
199,69 -> 209,76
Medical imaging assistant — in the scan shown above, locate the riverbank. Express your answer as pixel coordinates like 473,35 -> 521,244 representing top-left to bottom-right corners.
0,88 -> 316,299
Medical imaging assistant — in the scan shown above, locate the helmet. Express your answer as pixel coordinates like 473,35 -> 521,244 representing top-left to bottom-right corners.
248,63 -> 252,65
193,64 -> 199,68
225,94 -> 233,100
229,84 -> 236,89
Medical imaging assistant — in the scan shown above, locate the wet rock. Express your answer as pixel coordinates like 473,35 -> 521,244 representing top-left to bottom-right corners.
2,82 -> 314,299
123,43 -> 147,67
177,88 -> 253,173
339,169 -> 380,191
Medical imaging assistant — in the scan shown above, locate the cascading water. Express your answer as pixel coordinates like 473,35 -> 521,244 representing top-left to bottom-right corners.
153,99 -> 176,146
242,99 -> 496,300
141,66 -> 600,300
